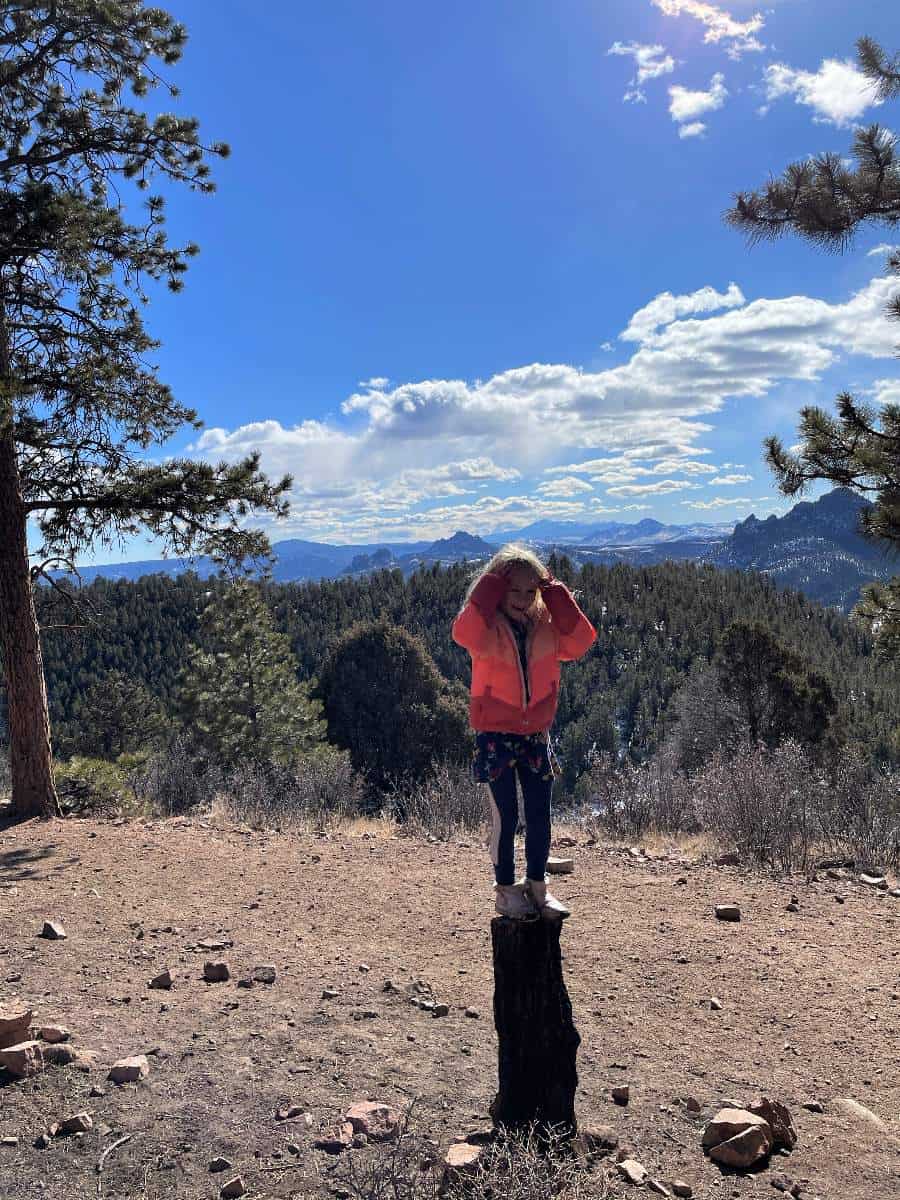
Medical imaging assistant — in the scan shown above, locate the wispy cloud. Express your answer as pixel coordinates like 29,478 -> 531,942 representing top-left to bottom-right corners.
668,72 -> 728,138
709,473 -> 754,485
195,267 -> 897,540
682,495 -> 776,510
621,282 -> 745,342
762,59 -> 882,127
652,0 -> 765,59
608,41 -> 676,103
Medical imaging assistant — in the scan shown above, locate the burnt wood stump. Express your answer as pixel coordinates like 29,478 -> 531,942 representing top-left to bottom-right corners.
489,916 -> 580,1135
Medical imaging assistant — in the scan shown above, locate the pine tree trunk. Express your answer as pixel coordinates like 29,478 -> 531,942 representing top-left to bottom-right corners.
0,304 -> 60,821
489,916 -> 580,1135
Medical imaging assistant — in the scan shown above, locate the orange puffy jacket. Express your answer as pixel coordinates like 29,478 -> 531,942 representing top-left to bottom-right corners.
452,582 -> 596,735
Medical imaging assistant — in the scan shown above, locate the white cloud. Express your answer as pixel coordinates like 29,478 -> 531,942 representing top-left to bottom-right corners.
709,472 -> 754,484
536,476 -> 595,498
652,1 -> 765,59
194,268 -> 898,541
606,479 -> 700,497
682,495 -> 777,510
669,72 -> 728,126
358,376 -> 389,389
872,378 -> 900,405
763,59 -> 882,128
867,244 -> 898,258
608,41 -> 676,103
678,121 -> 708,139
622,282 -> 745,342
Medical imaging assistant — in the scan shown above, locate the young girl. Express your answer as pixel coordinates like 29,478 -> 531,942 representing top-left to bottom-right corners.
452,546 -> 596,920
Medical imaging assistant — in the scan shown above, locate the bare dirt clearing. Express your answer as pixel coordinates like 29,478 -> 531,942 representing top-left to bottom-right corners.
1,815 -> 898,1199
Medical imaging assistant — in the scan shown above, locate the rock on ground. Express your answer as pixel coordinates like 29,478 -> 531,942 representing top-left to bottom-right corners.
703,1107 -> 774,1169
107,1054 -> 150,1084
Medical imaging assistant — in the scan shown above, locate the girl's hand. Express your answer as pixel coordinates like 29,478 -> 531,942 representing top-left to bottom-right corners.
469,571 -> 509,617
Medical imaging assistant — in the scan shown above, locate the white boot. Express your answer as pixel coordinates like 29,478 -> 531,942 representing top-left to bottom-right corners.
494,882 -> 539,920
524,876 -> 570,919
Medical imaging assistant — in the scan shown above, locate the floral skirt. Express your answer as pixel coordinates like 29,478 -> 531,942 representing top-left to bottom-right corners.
472,730 -> 557,784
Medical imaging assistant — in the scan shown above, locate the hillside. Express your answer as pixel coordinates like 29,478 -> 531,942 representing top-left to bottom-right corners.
1,815 -> 898,1200
35,561 -> 900,770
715,489 -> 894,612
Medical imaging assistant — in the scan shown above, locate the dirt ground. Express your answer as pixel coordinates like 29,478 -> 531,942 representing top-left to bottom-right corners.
1,812 -> 898,1200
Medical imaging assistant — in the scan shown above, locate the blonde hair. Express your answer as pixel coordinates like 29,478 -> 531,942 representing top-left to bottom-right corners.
465,543 -> 550,613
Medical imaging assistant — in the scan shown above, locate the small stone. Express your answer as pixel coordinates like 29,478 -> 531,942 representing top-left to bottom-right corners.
149,969 -> 173,990
748,1097 -> 796,1151
219,1177 -> 246,1199
546,856 -> 574,874
314,1122 -> 354,1153
618,1158 -> 649,1186
859,873 -> 887,889
703,1108 -> 774,1170
198,939 -> 229,951
444,1142 -> 482,1174
252,964 -> 276,984
43,1044 -> 95,1070
56,1112 -> 92,1136
575,1123 -> 618,1154
432,1003 -> 450,1018
714,904 -> 741,922
835,894 -> 845,903
344,1101 -> 400,1142
611,1085 -> 630,1105
683,1096 -> 702,1113
0,1004 -> 32,1050
359,963 -> 370,972
670,1182 -> 693,1198
648,1181 -> 672,1198
831,1097 -> 885,1129
107,1054 -> 150,1084
237,978 -> 253,988
276,1104 -> 303,1121
203,961 -> 230,983
0,1040 -> 44,1078
39,920 -> 66,940
322,987 -> 339,999
39,1025 -> 70,1044
801,1100 -> 823,1113
464,1007 -> 480,1018
710,997 -> 723,1011
786,902 -> 799,913
1,1136 -> 19,1147
89,1085 -> 106,1098
209,1157 -> 232,1173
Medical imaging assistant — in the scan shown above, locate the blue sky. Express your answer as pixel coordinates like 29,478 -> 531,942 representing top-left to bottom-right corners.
71,0 -> 900,557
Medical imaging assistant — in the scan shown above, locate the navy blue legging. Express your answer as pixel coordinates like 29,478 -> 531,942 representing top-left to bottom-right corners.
487,761 -> 552,886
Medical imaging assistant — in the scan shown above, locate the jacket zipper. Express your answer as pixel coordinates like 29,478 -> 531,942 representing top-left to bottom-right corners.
500,614 -> 529,712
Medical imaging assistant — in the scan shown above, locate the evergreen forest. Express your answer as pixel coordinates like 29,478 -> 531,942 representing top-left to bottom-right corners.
26,559 -> 900,794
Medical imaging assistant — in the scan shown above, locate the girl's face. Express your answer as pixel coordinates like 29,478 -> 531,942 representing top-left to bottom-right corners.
501,564 -> 542,623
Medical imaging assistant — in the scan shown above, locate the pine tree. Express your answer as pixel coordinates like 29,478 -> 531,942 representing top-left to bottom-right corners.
725,36 -> 900,656
179,582 -> 326,768
715,620 -> 837,751
0,4 -> 291,819
75,670 -> 169,759
317,618 -> 469,791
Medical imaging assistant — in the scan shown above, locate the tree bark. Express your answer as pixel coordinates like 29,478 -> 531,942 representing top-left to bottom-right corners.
0,301 -> 60,821
490,916 -> 580,1136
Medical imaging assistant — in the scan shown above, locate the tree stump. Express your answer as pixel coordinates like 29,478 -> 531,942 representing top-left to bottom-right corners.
489,916 -> 580,1135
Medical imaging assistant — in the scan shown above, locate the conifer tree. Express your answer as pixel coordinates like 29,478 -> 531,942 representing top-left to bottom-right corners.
76,669 -> 169,759
0,4 -> 291,819
725,36 -> 900,655
318,618 -> 469,791
715,620 -> 837,751
179,582 -> 326,768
